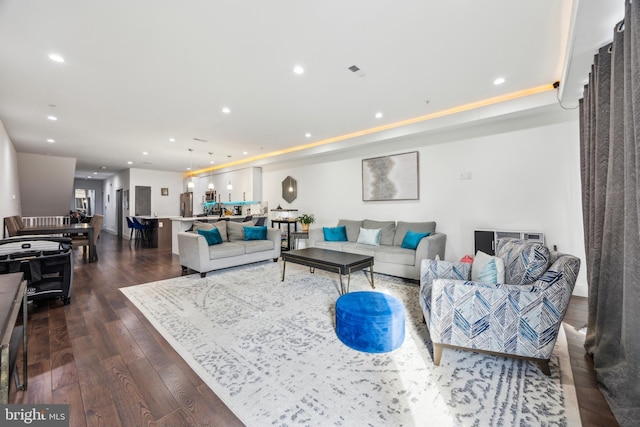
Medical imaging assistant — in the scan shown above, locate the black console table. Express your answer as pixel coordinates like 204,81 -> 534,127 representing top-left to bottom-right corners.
1,273 -> 28,404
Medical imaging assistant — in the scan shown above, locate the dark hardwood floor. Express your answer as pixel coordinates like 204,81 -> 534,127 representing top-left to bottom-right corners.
9,233 -> 618,426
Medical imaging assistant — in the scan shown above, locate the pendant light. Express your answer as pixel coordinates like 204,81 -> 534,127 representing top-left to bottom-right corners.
208,152 -> 215,190
226,155 -> 233,189
187,148 -> 195,189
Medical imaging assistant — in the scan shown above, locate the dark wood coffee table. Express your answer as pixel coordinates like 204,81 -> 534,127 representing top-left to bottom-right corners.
281,248 -> 375,295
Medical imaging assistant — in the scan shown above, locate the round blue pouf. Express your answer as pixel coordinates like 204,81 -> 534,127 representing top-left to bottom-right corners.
335,291 -> 405,353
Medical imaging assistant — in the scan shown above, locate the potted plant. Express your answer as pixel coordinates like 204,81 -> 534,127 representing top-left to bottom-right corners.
298,213 -> 315,232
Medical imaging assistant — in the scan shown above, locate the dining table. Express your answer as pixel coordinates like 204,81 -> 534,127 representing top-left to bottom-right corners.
16,223 -> 96,262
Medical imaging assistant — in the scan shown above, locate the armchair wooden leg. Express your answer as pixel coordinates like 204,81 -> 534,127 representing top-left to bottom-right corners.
433,343 -> 443,366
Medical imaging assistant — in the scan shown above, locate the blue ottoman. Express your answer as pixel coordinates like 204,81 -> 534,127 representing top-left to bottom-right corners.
335,291 -> 405,353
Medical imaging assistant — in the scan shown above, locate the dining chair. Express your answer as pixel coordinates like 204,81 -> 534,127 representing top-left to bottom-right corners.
132,217 -> 151,247
72,214 -> 103,260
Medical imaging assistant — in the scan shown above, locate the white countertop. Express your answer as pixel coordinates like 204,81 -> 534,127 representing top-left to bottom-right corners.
170,215 -> 266,222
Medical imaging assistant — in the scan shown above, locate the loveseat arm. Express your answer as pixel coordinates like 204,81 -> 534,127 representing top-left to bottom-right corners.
430,254 -> 580,360
267,228 -> 282,258
414,233 -> 446,266
307,228 -> 324,247
177,232 -> 210,273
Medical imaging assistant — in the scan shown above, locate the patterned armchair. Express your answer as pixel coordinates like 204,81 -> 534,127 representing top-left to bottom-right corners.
419,238 -> 580,375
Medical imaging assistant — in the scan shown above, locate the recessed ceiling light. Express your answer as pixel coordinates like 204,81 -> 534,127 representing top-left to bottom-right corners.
243,151 -> 248,155
47,115 -> 58,121
48,53 -> 65,63
142,151 -> 148,155
46,138 -> 55,143
375,112 -> 383,119
87,176 -> 92,179
493,77 -> 506,85
169,138 -> 175,142
222,107 -> 231,114
127,161 -> 132,165
100,166 -> 107,169
293,65 -> 304,75
93,172 -> 98,175
305,133 -> 311,138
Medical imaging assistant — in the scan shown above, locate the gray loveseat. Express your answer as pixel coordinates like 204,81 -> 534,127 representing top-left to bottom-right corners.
307,219 -> 446,280
178,220 -> 281,277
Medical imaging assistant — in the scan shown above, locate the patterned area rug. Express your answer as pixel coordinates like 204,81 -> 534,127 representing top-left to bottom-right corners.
120,261 -> 581,426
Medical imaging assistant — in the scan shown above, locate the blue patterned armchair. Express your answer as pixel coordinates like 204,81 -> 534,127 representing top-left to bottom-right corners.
419,238 -> 580,375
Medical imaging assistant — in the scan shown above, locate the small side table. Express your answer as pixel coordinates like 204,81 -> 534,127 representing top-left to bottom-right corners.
290,231 -> 309,250
271,219 -> 299,251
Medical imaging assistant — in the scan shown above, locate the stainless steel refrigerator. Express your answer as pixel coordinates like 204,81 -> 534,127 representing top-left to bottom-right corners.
180,192 -> 193,217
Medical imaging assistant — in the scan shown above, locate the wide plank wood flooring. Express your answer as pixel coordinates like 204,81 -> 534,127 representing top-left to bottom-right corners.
9,232 -> 618,426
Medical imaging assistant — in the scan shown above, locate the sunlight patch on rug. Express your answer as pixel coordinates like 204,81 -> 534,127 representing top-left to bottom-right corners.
121,261 -> 581,426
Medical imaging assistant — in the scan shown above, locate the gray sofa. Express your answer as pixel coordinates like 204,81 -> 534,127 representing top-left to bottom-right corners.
308,219 -> 446,280
178,220 -> 281,277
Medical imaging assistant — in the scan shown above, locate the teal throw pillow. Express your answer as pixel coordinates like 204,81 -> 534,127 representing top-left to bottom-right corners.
197,228 -> 223,246
243,226 -> 267,240
323,226 -> 348,242
401,230 -> 431,250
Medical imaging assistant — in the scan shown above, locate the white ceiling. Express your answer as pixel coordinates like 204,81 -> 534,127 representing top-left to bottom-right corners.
0,0 -> 624,180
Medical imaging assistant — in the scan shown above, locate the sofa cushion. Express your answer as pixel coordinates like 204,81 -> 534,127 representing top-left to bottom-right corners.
244,225 -> 267,240
227,221 -> 253,241
315,241 -> 345,251
208,242 -> 245,259
356,228 -> 381,246
472,251 -> 505,284
401,230 -> 431,250
337,219 -> 363,242
192,221 -> 216,232
197,228 -> 223,246
496,239 -> 551,285
362,220 -> 396,246
393,221 -> 436,246
374,246 -> 416,266
242,239 -> 274,254
323,226 -> 348,241
341,242 -> 376,256
214,220 -> 229,242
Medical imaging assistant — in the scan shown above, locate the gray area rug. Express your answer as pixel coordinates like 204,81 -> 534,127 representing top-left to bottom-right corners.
120,261 -> 581,426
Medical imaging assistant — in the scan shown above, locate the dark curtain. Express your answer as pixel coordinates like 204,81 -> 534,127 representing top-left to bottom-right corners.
579,1 -> 640,425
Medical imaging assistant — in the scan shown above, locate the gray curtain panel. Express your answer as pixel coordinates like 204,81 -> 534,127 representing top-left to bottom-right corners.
579,1 -> 640,425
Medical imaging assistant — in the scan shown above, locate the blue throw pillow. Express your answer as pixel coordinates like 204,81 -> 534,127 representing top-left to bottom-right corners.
401,230 -> 431,250
323,226 -> 348,242
243,226 -> 267,240
197,228 -> 223,246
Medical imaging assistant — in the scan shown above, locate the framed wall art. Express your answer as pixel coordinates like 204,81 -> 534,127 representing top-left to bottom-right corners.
161,187 -> 169,196
362,151 -> 419,201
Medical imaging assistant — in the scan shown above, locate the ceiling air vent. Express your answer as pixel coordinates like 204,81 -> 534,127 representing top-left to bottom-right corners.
348,65 -> 366,77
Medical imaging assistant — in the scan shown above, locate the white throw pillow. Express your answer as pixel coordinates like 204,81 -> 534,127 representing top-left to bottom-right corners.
472,251 -> 505,284
356,228 -> 382,246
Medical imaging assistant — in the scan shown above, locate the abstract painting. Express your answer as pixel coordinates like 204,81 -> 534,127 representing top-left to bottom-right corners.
362,151 -> 419,201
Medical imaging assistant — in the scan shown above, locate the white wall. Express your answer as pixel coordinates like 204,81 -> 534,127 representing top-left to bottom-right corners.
102,168 -> 183,236
262,107 -> 588,296
0,119 -> 22,226
17,152 -> 76,216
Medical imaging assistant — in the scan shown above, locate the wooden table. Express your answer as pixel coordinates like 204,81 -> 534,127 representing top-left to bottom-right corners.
17,223 -> 96,262
0,273 -> 27,404
281,248 -> 375,295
